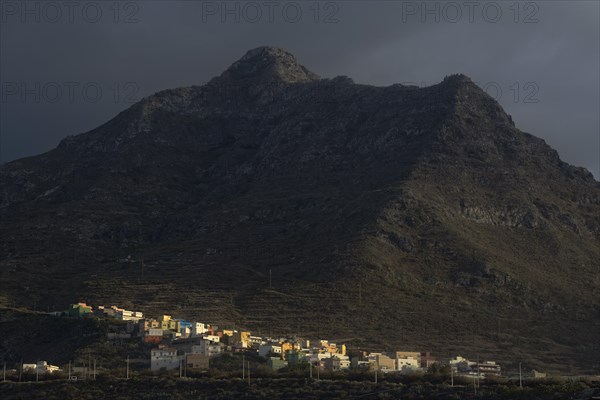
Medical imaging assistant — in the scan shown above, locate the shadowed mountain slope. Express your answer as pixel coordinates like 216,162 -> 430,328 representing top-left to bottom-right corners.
1,47 -> 599,373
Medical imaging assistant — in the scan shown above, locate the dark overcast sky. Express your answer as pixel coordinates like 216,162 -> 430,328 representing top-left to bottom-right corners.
1,0 -> 598,178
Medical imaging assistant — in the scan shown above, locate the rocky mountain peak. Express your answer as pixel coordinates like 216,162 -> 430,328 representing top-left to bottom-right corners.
214,46 -> 320,85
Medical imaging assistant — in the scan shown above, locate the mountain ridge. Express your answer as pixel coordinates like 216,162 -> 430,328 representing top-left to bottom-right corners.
1,47 -> 598,373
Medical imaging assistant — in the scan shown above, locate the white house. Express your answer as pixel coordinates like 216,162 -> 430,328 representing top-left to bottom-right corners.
37,361 -> 61,373
22,361 -> 62,374
449,356 -> 473,366
396,356 -> 419,372
259,344 -> 282,359
305,350 -> 333,366
151,347 -> 181,371
330,354 -> 350,370
148,328 -> 163,337
22,363 -> 37,372
191,322 -> 208,336
192,339 -> 222,358
118,309 -> 143,321
249,336 -> 265,346
203,334 -> 220,343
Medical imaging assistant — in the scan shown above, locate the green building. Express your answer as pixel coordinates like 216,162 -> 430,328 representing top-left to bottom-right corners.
285,350 -> 307,365
267,357 -> 288,371
67,303 -> 93,318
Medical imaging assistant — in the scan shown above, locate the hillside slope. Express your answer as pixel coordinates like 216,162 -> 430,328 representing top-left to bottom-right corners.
1,47 -> 598,373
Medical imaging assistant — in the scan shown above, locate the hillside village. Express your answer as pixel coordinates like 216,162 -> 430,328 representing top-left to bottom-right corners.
11,301 -> 521,381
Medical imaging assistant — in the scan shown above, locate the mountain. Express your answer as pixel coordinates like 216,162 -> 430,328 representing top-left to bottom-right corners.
1,46 -> 599,373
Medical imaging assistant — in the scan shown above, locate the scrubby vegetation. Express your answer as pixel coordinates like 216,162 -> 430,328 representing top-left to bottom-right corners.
1,375 -> 599,400
2,358 -> 599,400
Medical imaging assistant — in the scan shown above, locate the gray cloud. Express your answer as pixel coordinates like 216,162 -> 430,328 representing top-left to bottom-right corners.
1,0 -> 598,178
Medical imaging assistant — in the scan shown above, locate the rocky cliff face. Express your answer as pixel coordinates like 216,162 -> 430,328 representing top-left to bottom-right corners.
1,47 -> 598,373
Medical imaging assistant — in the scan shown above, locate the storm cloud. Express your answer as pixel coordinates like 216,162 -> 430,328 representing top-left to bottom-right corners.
1,0 -> 598,178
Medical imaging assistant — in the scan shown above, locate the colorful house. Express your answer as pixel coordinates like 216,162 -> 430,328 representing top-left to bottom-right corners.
144,328 -> 164,344
285,350 -> 307,365
159,315 -> 172,330
233,331 -> 251,348
67,303 -> 92,318
280,342 -> 295,358
324,354 -> 350,371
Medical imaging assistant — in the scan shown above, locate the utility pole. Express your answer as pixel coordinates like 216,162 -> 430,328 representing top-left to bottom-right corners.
126,356 -> 130,380
93,359 -> 96,380
477,355 -> 480,389
3,362 -> 6,382
242,355 -> 245,380
472,335 -> 476,395
36,365 -> 39,382
68,361 -> 71,380
179,358 -> 182,378
375,369 -> 378,384
317,362 -> 320,381
519,362 -> 522,389
450,364 -> 454,387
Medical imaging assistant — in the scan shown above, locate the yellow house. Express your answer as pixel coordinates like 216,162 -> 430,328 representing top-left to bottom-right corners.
240,331 -> 251,347
320,341 -> 339,354
280,342 -> 294,358
169,319 -> 178,331
229,331 -> 252,347
159,315 -> 172,331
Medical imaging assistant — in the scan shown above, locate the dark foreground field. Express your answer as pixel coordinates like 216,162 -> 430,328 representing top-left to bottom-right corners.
1,376 -> 599,400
